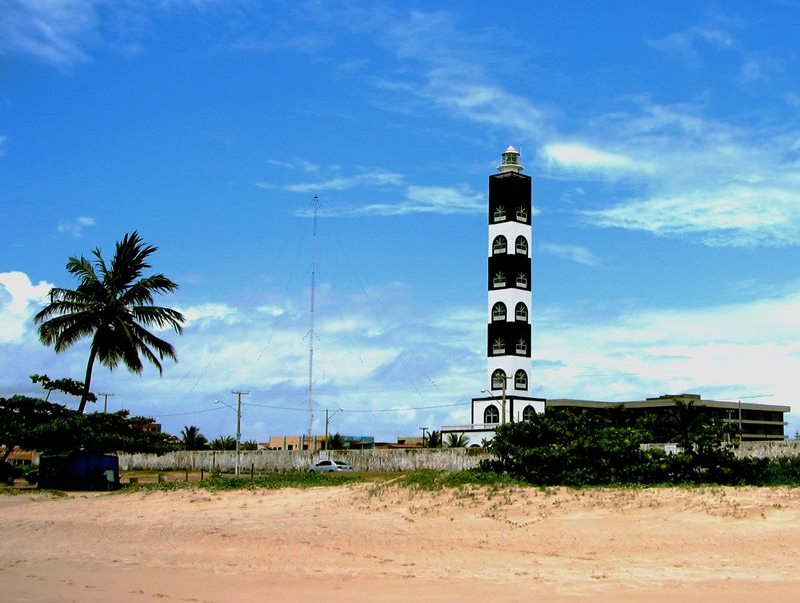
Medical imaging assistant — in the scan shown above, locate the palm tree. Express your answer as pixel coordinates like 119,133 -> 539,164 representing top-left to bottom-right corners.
445,432 -> 469,448
424,430 -> 442,448
34,232 -> 185,413
326,433 -> 347,450
209,435 -> 237,450
180,425 -> 208,450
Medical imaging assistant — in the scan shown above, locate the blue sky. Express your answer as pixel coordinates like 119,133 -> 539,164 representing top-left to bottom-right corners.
2,1 -> 799,441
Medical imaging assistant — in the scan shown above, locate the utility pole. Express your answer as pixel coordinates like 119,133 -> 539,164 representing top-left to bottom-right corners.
420,426 -> 428,448
225,391 -> 248,476
97,392 -> 114,414
501,377 -> 507,424
233,390 -> 247,476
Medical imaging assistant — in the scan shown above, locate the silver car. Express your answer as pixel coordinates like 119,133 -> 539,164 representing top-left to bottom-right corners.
310,459 -> 352,473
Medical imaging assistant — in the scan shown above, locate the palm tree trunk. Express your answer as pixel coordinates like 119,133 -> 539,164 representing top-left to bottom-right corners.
78,346 -> 98,414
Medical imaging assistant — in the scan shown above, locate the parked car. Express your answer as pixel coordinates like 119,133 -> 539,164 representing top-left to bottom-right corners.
310,459 -> 352,473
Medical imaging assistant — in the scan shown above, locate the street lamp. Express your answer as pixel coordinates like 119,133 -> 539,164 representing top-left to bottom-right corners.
481,379 -> 508,425
324,408 -> 344,457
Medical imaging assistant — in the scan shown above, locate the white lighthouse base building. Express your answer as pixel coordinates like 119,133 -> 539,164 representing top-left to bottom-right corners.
442,395 -> 546,447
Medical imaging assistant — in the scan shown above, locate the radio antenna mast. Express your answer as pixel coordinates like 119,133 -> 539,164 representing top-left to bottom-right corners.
306,195 -> 319,437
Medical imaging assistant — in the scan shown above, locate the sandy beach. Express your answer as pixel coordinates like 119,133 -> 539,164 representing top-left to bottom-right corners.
2,483 -> 799,602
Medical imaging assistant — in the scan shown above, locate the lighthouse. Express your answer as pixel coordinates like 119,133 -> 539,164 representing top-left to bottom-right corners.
440,147 -> 544,445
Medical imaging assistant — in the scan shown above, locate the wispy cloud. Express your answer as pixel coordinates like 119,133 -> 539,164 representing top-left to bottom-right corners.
300,185 -> 484,218
57,216 -> 96,238
0,0 -> 99,67
583,185 -> 800,247
266,158 -> 320,173
648,26 -> 735,69
539,243 -> 600,267
542,143 -> 654,176
283,170 -> 404,194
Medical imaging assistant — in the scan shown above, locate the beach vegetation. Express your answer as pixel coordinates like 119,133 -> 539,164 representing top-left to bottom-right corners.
481,405 -> 799,486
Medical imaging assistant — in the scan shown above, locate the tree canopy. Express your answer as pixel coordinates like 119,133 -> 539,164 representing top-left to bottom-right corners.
34,232 -> 185,413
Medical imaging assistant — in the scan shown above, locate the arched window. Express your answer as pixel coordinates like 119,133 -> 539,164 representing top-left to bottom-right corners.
514,369 -> 528,391
491,369 -> 506,390
492,235 -> 507,255
491,302 -> 506,322
522,405 -> 536,422
492,338 -> 505,355
515,236 -> 528,256
493,271 -> 506,288
515,302 -> 528,323
484,404 -> 499,424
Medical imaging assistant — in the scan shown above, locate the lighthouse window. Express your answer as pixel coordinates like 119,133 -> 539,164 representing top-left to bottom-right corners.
492,235 -> 507,255
515,236 -> 528,256
516,339 -> 527,354
492,338 -> 505,354
484,405 -> 500,424
492,302 -> 506,322
493,206 -> 506,222
514,369 -> 528,390
493,272 -> 506,288
516,207 -> 528,222
516,272 -> 528,287
515,302 -> 528,323
491,369 -> 506,390
522,405 -> 536,422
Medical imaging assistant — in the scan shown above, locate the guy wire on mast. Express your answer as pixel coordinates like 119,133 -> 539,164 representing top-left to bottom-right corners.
306,194 -> 319,437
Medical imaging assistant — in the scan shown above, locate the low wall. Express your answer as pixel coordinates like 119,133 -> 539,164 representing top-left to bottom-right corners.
118,441 -> 800,473
735,440 -> 800,459
118,448 -> 491,473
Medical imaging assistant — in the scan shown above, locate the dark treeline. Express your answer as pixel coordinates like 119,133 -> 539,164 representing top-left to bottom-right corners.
482,405 -> 800,486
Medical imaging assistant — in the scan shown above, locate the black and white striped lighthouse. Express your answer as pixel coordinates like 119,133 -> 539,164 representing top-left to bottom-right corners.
470,146 -> 544,430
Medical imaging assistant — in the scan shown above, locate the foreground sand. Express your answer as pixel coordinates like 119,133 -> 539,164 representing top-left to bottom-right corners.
1,482 -> 799,602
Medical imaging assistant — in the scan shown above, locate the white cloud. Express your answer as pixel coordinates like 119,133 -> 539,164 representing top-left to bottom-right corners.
180,303 -> 239,328
539,243 -> 600,266
0,272 -> 52,344
57,216 -> 96,237
535,291 -> 800,408
542,143 -> 654,175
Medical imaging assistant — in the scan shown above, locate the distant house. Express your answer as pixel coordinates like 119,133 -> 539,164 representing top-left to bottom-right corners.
263,434 -> 374,451
0,446 -> 38,467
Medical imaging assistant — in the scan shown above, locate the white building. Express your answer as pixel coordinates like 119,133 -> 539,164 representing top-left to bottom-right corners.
443,147 -> 545,446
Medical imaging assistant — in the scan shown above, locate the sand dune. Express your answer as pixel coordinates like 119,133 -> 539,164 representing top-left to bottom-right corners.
2,484 -> 799,602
